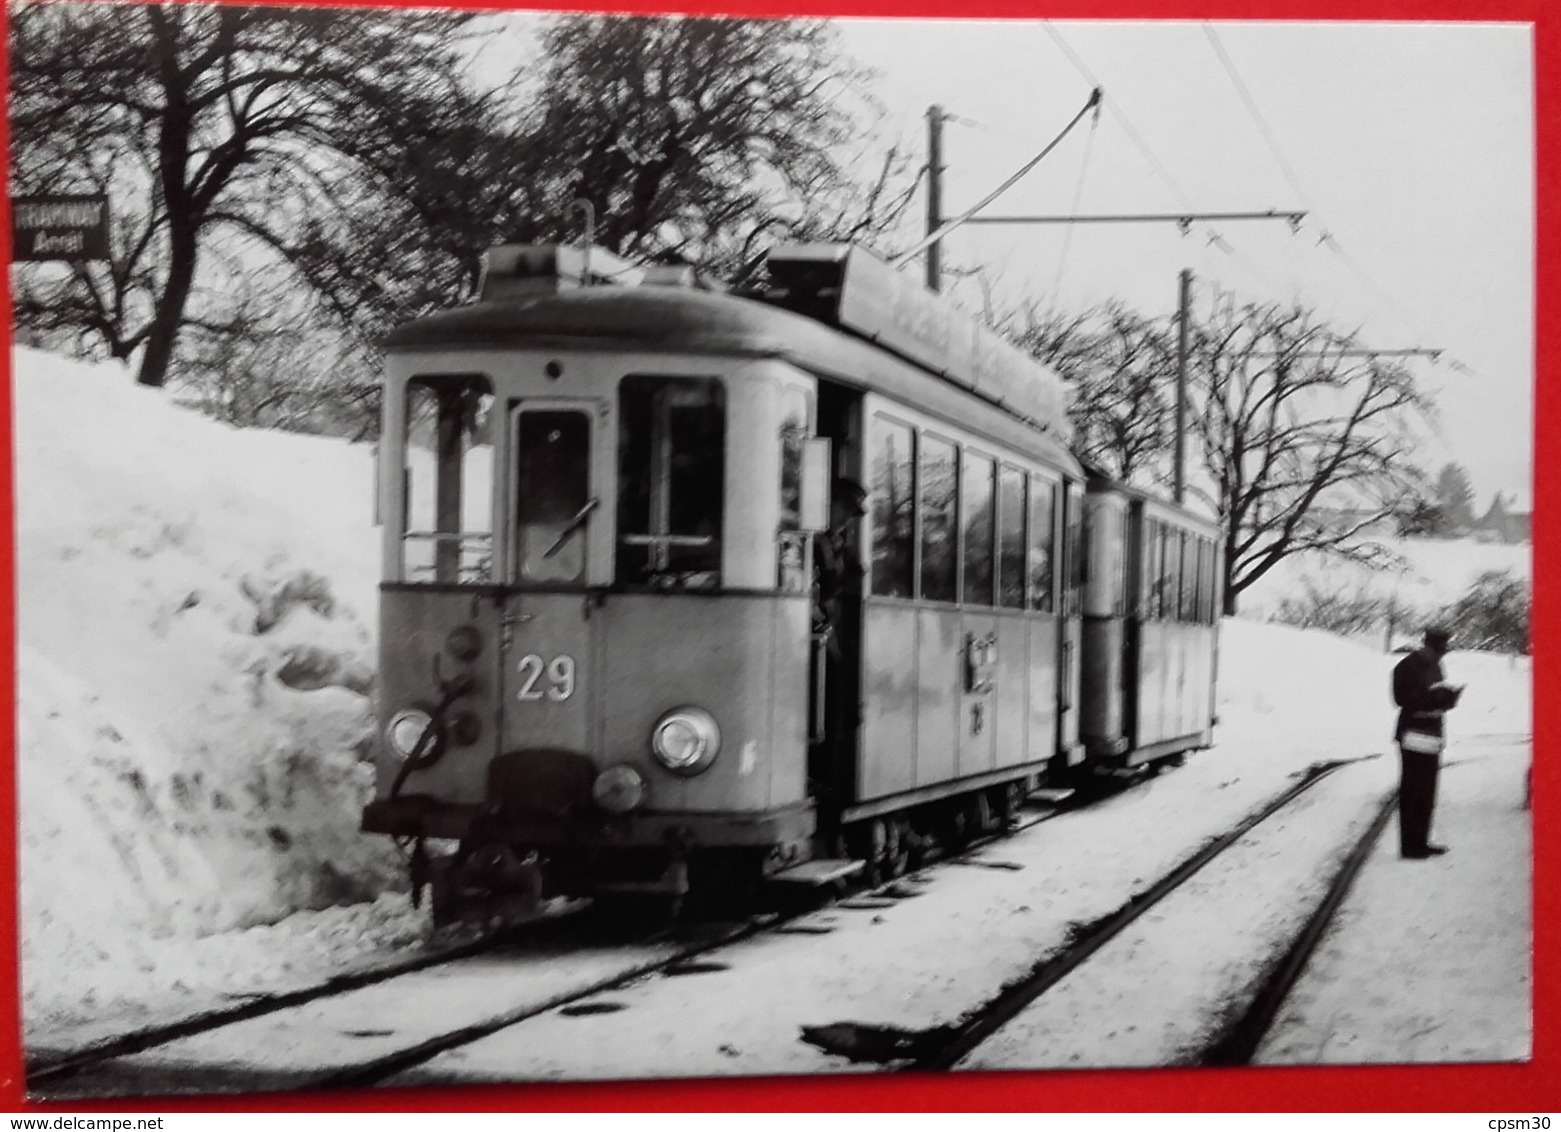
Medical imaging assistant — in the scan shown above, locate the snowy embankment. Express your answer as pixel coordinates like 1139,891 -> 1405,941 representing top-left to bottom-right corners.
14,347 -> 1532,1063
14,348 -> 414,1046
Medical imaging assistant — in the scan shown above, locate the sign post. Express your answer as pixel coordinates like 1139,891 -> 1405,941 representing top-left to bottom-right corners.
11,194 -> 110,262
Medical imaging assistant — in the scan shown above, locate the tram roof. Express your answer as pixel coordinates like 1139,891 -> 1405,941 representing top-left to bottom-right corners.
385,265 -> 1080,473
1084,466 -> 1222,535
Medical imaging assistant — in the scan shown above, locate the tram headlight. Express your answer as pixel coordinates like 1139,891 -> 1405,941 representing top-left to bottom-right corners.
386,708 -> 438,760
593,764 -> 647,813
649,707 -> 721,775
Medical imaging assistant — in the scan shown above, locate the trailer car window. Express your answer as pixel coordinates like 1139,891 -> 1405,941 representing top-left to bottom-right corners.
1065,483 -> 1085,615
962,452 -> 995,607
1181,531 -> 1199,622
868,416 -> 915,598
918,435 -> 958,603
1143,519 -> 1161,619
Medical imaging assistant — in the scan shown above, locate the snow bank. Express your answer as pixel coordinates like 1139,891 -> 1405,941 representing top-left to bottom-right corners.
14,347 -> 406,1035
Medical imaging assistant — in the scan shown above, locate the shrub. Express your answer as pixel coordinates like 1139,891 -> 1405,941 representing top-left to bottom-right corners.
1271,578 -> 1397,639
1438,569 -> 1530,654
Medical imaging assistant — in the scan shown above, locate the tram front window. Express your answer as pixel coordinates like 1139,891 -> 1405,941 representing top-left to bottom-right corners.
617,375 -> 726,588
402,375 -> 493,584
513,409 -> 592,584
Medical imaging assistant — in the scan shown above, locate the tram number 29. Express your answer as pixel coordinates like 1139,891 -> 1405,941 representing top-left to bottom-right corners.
516,654 -> 576,702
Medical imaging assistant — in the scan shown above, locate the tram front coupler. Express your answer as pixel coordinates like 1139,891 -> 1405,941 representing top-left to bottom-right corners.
427,842 -> 545,927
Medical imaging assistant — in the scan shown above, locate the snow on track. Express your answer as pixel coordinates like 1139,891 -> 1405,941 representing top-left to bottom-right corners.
1256,741 -> 1532,1064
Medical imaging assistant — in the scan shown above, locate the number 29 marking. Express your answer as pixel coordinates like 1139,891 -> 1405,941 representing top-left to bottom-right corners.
516,653 -> 576,702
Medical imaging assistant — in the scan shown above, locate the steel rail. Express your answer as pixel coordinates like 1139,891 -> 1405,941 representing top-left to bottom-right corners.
1197,785 -> 1399,1066
889,757 -> 1368,1071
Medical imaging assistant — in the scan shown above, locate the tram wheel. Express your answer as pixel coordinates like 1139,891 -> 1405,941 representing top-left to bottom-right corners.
883,817 -> 911,881
995,781 -> 1024,828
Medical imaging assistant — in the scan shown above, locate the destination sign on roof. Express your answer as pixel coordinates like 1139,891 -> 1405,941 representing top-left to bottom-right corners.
11,194 -> 110,262
767,243 -> 1071,441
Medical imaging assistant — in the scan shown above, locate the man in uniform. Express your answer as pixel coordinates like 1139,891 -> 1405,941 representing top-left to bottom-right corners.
1392,624 -> 1465,859
809,480 -> 866,807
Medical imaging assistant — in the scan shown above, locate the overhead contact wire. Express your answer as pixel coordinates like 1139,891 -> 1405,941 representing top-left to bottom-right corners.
1204,24 -> 1448,356
892,86 -> 1102,267
1044,22 -> 1197,212
1051,104 -> 1101,302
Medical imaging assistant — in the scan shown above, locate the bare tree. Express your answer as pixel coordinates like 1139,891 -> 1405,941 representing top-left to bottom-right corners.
1187,298 -> 1434,614
9,2 -> 492,387
516,16 -> 918,279
1017,301 -> 1177,483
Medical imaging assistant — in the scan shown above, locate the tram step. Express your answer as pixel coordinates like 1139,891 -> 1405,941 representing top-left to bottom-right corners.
768,859 -> 866,886
1029,787 -> 1077,804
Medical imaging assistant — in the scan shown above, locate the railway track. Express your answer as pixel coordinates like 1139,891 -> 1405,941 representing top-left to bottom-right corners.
30,796 -> 1071,1099
781,756 -> 1381,1070
34,754 -> 1409,1095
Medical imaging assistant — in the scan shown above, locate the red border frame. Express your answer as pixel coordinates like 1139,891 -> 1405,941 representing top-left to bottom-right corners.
1,0 -> 1552,1112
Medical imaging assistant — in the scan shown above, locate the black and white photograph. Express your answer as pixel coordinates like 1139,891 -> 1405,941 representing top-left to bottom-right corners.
10,3 -> 1534,1101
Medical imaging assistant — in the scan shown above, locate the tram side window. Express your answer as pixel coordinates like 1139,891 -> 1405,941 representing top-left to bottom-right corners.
868,416 -> 915,598
919,435 -> 958,603
962,452 -> 996,607
997,465 -> 1027,609
1028,476 -> 1055,613
403,375 -> 494,584
617,375 -> 725,588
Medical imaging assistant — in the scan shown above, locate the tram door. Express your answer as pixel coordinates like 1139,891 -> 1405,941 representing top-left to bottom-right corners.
808,382 -> 865,821
498,401 -> 598,757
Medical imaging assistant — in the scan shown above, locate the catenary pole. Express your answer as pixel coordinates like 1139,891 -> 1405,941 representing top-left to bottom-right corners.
1174,268 -> 1192,504
927,105 -> 944,292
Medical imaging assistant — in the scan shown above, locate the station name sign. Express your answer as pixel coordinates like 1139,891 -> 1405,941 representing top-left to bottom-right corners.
12,194 -> 110,261
767,243 -> 1070,440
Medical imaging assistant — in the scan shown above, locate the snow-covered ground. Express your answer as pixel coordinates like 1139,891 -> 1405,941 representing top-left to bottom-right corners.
12,346 -> 1533,1076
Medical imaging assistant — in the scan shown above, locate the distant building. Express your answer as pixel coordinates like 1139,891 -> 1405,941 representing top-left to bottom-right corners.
1471,492 -> 1532,544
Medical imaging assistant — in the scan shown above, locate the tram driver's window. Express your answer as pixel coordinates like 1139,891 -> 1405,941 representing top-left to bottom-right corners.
617,375 -> 726,588
403,375 -> 494,584
513,410 -> 591,585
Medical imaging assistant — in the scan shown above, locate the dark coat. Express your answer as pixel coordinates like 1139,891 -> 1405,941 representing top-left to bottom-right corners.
1392,646 -> 1458,741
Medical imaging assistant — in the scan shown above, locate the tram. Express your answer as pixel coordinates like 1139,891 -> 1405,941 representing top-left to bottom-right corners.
360,242 -> 1222,919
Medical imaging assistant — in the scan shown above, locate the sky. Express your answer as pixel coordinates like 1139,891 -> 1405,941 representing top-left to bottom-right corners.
474,15 -> 1533,508
829,19 -> 1535,508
